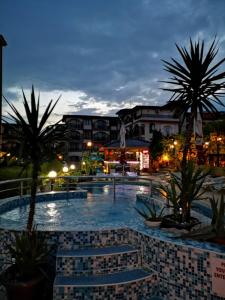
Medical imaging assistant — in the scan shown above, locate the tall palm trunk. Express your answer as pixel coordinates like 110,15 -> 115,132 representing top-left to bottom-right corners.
27,158 -> 39,231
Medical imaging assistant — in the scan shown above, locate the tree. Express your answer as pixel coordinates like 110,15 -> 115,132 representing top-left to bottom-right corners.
162,38 -> 225,222
4,87 -> 63,231
162,38 -> 225,168
149,130 -> 164,172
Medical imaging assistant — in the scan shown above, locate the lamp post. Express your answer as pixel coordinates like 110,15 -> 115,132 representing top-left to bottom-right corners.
87,141 -> 93,175
0,35 -> 7,150
48,170 -> 57,191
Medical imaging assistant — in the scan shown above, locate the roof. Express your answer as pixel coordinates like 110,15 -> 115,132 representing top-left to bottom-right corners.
62,115 -> 118,121
116,104 -> 171,116
104,138 -> 150,148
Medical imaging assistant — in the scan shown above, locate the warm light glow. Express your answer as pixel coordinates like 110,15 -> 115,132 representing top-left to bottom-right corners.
70,164 -> 75,170
57,154 -> 63,160
217,137 -> 222,142
174,140 -> 177,145
6,153 -> 11,157
170,145 -> 174,149
62,166 -> 69,173
204,142 -> 209,146
48,170 -> 57,178
82,161 -> 86,165
87,141 -> 92,147
162,154 -> 169,162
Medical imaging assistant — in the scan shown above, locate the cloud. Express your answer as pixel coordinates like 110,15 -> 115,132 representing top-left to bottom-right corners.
1,0 -> 225,117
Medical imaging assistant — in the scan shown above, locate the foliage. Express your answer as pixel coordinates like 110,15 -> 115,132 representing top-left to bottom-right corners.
162,38 -> 225,167
4,229 -> 50,280
183,193 -> 225,241
4,86 -> 63,231
135,198 -> 165,221
158,180 -> 180,218
160,160 -> 210,223
210,194 -> 225,238
203,119 -> 225,138
150,130 -> 164,160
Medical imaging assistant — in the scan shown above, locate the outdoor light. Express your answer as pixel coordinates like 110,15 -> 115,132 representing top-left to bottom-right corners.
48,170 -> 57,178
174,140 -> 177,145
6,153 -> 11,157
82,161 -> 86,165
48,170 -> 57,191
70,164 -> 75,170
62,166 -> 69,173
87,141 -> 92,147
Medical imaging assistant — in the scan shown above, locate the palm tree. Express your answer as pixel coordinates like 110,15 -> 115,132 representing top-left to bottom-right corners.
162,38 -> 225,222
5,86 -> 63,231
162,38 -> 225,168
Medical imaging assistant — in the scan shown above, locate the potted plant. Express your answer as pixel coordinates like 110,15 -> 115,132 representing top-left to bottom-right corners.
1,87 -> 62,299
135,198 -> 165,228
159,160 -> 208,230
0,229 -> 52,300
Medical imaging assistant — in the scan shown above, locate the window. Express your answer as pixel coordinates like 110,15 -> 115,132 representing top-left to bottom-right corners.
93,132 -> 109,141
149,123 -> 155,133
83,130 -> 92,139
83,119 -> 92,126
164,126 -> 171,136
94,120 -> 107,130
69,142 -> 82,151
69,130 -> 81,140
69,119 -> 83,130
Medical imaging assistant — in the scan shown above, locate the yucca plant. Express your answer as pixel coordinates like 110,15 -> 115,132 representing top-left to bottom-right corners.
4,86 -> 63,231
5,229 -> 50,280
162,39 -> 225,223
158,179 -> 180,218
162,38 -> 225,169
210,194 -> 225,239
172,160 -> 210,222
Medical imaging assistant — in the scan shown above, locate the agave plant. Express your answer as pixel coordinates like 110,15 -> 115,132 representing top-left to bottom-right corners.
135,198 -> 165,221
162,38 -> 225,168
4,87 -> 63,231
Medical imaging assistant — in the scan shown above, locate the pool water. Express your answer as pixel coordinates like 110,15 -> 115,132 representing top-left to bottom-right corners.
0,184 -> 150,231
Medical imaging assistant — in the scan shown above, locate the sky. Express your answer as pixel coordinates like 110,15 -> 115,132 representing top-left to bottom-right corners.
1,0 -> 225,123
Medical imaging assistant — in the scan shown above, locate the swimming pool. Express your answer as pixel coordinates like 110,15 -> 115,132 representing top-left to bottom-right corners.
0,184 -> 151,231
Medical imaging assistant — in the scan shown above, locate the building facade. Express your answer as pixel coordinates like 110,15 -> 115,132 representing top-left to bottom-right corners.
62,115 -> 120,163
116,105 -> 179,141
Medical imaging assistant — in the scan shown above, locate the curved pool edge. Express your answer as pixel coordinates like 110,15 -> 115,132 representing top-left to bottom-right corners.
0,190 -> 224,254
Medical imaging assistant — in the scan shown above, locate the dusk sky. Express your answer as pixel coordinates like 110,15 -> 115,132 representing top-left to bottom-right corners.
1,0 -> 225,123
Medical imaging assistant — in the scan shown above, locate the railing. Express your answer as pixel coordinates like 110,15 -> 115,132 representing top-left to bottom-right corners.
0,175 -> 165,201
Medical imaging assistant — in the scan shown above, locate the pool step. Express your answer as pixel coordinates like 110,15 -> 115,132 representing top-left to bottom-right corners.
56,244 -> 141,276
53,269 -> 158,299
57,228 -> 130,250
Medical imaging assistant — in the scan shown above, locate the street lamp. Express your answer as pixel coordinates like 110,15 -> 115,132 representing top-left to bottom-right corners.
0,35 -> 7,150
48,170 -> 57,191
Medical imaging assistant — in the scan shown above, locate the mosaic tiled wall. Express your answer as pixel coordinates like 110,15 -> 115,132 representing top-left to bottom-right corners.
56,250 -> 140,276
129,229 -> 225,300
53,274 -> 158,300
1,226 -> 225,299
